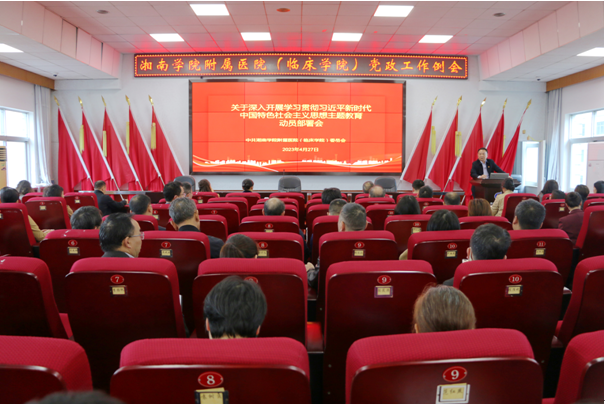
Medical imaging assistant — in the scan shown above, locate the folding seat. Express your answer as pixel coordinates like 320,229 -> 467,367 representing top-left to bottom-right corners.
542,193 -> 552,201
0,257 -> 70,338
226,191 -> 261,208
150,204 -> 172,228
423,205 -> 469,218
384,214 -> 431,255
507,229 -> 574,283
64,192 -> 99,211
239,216 -> 299,234
354,193 -> 369,201
544,330 -> 604,404
502,193 -> 539,222
193,258 -> 314,346
311,192 -> 347,200
39,229 -> 104,312
199,214 -> 228,241
192,191 -> 219,204
555,256 -> 603,346
26,197 -> 71,230
249,203 -> 299,220
65,258 -> 186,390
583,198 -> 603,210
459,216 -> 512,230
356,197 -> 394,210
21,192 -> 43,203
138,231 -> 212,333
234,232 -> 305,261
455,258 -> 563,372
365,204 -> 397,230
306,199 -> 324,208
396,193 -> 417,202
347,329 -> 542,404
416,197 -> 445,208
323,261 -> 435,404
575,205 -> 604,260
586,193 -> 604,200
112,338 -> 311,404
0,336 -> 92,404
157,198 -> 167,203
257,197 -> 299,209
132,214 -> 159,231
208,197 -> 249,217
197,203 -> 240,234
407,229 -> 474,283
0,203 -> 37,257
311,216 -> 374,264
541,200 -> 569,229
306,204 -> 330,232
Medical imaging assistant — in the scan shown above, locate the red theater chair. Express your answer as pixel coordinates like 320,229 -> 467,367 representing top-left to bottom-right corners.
150,204 -> 171,228
583,198 -> 604,210
138,231 -> 212,333
270,192 -> 306,227
21,192 -> 43,204
407,230 -> 474,283
575,205 -> 604,260
26,197 -> 71,230
507,229 -> 574,283
502,193 -> 539,222
542,193 -> 552,201
226,192 -> 261,208
384,214 -> 431,255
323,260 -> 435,404
306,204 -> 330,232
545,330 -> 604,404
346,329 -> 542,404
0,336 -> 92,404
257,197 -> 299,208
234,232 -> 304,261
65,258 -> 186,390
542,200 -> 569,229
356,197 -> 394,210
423,205 -> 469,218
0,203 -> 37,257
0,257 -> 70,339
306,199 -> 324,208
208,197 -> 249,217
239,216 -> 299,234
112,338 -> 311,404
555,256 -> 604,346
192,192 -> 219,204
416,197 -> 445,208
365,204 -> 396,231
132,215 -> 159,231
249,203 -> 299,220
311,216 -> 374,265
199,214 -> 228,241
40,229 -> 104,312
64,192 -> 99,211
311,192 -> 347,200
455,258 -> 562,372
586,193 -> 604,200
459,216 -> 512,230
197,203 -> 240,234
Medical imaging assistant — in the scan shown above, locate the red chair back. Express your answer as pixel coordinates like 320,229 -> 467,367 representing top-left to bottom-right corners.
208,197 -> 249,217
356,197 -> 395,210
197,203 -> 240,234
502,193 -> 539,222
384,214 -> 431,255
0,203 -> 36,256
64,192 -> 99,211
310,216 -> 338,265
459,216 -> 512,230
249,204 -> 299,220
234,232 -> 304,261
306,204 -> 330,232
26,197 -> 71,230
306,199 -> 324,208
576,206 -> 604,259
226,192 -> 261,208
587,193 -> 604,200
192,192 -> 219,204
542,200 -> 569,229
584,198 -> 604,210
257,197 -> 299,209
365,204 -> 397,231
150,204 -> 171,228
311,192 -> 347,200
21,192 -> 43,204
270,192 -> 306,227
416,197 -> 444,208
199,214 -> 228,241
132,215 -> 159,231
239,216 -> 299,234
354,193 -> 369,201
423,205 -> 469,218
455,258 -> 562,372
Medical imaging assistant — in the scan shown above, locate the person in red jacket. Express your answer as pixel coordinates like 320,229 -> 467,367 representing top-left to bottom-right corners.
558,192 -> 584,246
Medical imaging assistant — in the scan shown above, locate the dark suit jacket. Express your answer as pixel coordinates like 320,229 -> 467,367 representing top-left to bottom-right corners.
94,190 -> 127,217
558,208 -> 584,246
470,159 -> 505,179
102,250 -> 132,258
178,224 -> 224,258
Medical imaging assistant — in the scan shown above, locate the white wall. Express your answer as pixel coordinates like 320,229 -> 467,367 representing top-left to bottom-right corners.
0,74 -> 35,112
51,53 -> 549,191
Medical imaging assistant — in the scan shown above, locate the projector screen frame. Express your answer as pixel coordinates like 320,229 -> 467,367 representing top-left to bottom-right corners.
189,78 -> 406,176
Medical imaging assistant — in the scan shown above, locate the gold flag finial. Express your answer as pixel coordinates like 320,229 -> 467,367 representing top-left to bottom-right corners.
78,96 -> 83,109
125,95 -> 131,107
102,96 -> 107,108
432,96 -> 437,107
481,98 -> 486,107
526,99 -> 532,109
457,96 -> 462,107
503,98 -> 508,110
148,95 -> 154,106
54,96 -> 60,107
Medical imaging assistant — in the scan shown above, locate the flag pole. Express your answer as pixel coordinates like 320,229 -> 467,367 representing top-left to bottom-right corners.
149,94 -> 185,177
441,96 -> 463,192
426,96 -> 461,188
485,98 -> 506,149
400,96 -> 436,182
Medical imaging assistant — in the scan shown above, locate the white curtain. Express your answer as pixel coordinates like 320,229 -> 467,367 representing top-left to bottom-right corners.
544,88 -> 563,182
33,85 -> 51,185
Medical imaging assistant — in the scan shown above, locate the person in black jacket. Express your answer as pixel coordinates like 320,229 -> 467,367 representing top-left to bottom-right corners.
99,213 -> 142,258
470,148 -> 505,196
169,197 -> 224,258
93,181 -> 127,216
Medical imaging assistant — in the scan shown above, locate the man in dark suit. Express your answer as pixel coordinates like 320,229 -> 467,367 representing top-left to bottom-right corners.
99,213 -> 143,258
94,180 -> 127,217
470,148 -> 505,196
558,192 -> 584,245
169,197 -> 224,258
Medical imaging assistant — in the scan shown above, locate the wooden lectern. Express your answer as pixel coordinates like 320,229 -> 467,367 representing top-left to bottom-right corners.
470,178 -> 521,203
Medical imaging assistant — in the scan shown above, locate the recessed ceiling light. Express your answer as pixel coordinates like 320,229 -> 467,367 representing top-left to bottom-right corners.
241,32 -> 271,41
493,12 -> 506,17
374,5 -> 414,17
150,33 -> 184,42
419,35 -> 453,44
190,4 -> 229,16
578,47 -> 604,57
277,8 -> 290,13
0,44 -> 23,53
332,33 -> 363,42
96,9 -> 109,14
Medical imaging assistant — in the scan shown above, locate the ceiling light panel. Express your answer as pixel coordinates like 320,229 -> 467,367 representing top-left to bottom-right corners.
419,35 -> 453,44
150,33 -> 184,42
241,32 -> 271,41
374,5 -> 414,17
190,4 -> 230,16
332,33 -> 363,42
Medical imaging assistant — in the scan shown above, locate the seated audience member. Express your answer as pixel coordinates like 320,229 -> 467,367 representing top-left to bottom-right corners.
540,179 -> 559,200
163,182 -> 184,203
369,185 -> 386,198
264,198 -> 309,260
0,186 -> 50,242
558,192 -> 584,245
362,181 -> 373,194
550,190 -> 566,200
203,276 -> 267,339
412,179 -> 425,195
70,206 -> 102,230
418,185 -> 433,199
400,210 -> 460,260
182,182 -> 193,199
394,195 -> 421,215
328,199 -> 347,216
242,178 -> 254,192
43,184 -> 73,217
574,184 -> 590,207
99,213 -> 142,258
491,178 -> 515,216
220,234 -> 258,258
594,180 -> 604,194
94,180 -> 127,216
512,199 -> 545,230
26,391 -> 125,404
198,179 -> 214,193
129,194 -> 166,231
322,187 -> 343,204
444,192 -> 461,206
169,197 -> 224,258
468,198 -> 491,217
412,285 -> 476,333
16,180 -> 33,197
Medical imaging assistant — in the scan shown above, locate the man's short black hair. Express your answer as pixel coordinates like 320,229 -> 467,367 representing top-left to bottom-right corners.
412,179 -> 425,191
574,184 -> 590,204
340,203 -> 367,231
322,187 -> 342,204
502,178 -> 515,192
427,210 -> 460,231
329,199 -> 347,215
594,180 -> 604,194
551,190 -> 566,200
418,185 -> 433,198
70,206 -> 102,230
242,179 -> 254,191
0,187 -> 19,203
43,184 -> 63,197
565,192 -> 582,209
182,182 -> 192,194
163,182 -> 182,203
395,195 -> 421,215
478,147 -> 488,153
99,213 -> 135,252
26,391 -> 125,404
470,224 -> 511,260
514,199 -> 545,229
94,180 -> 106,190
204,276 -> 267,338
264,198 -> 285,216
444,192 -> 460,206
129,194 -> 151,215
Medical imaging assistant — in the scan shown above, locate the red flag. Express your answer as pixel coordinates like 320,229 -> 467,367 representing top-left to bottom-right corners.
486,111 -> 505,166
451,111 -> 484,196
103,110 -> 139,190
428,110 -> 458,191
151,107 -> 182,183
57,109 -> 90,192
500,104 -> 530,174
402,111 -> 432,184
127,108 -> 162,191
79,111 -> 112,191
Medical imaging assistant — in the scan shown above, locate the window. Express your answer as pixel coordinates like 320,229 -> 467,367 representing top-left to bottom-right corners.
567,109 -> 604,191
0,108 -> 32,188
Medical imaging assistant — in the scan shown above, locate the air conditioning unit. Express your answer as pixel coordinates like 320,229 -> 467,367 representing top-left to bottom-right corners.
0,146 -> 6,188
